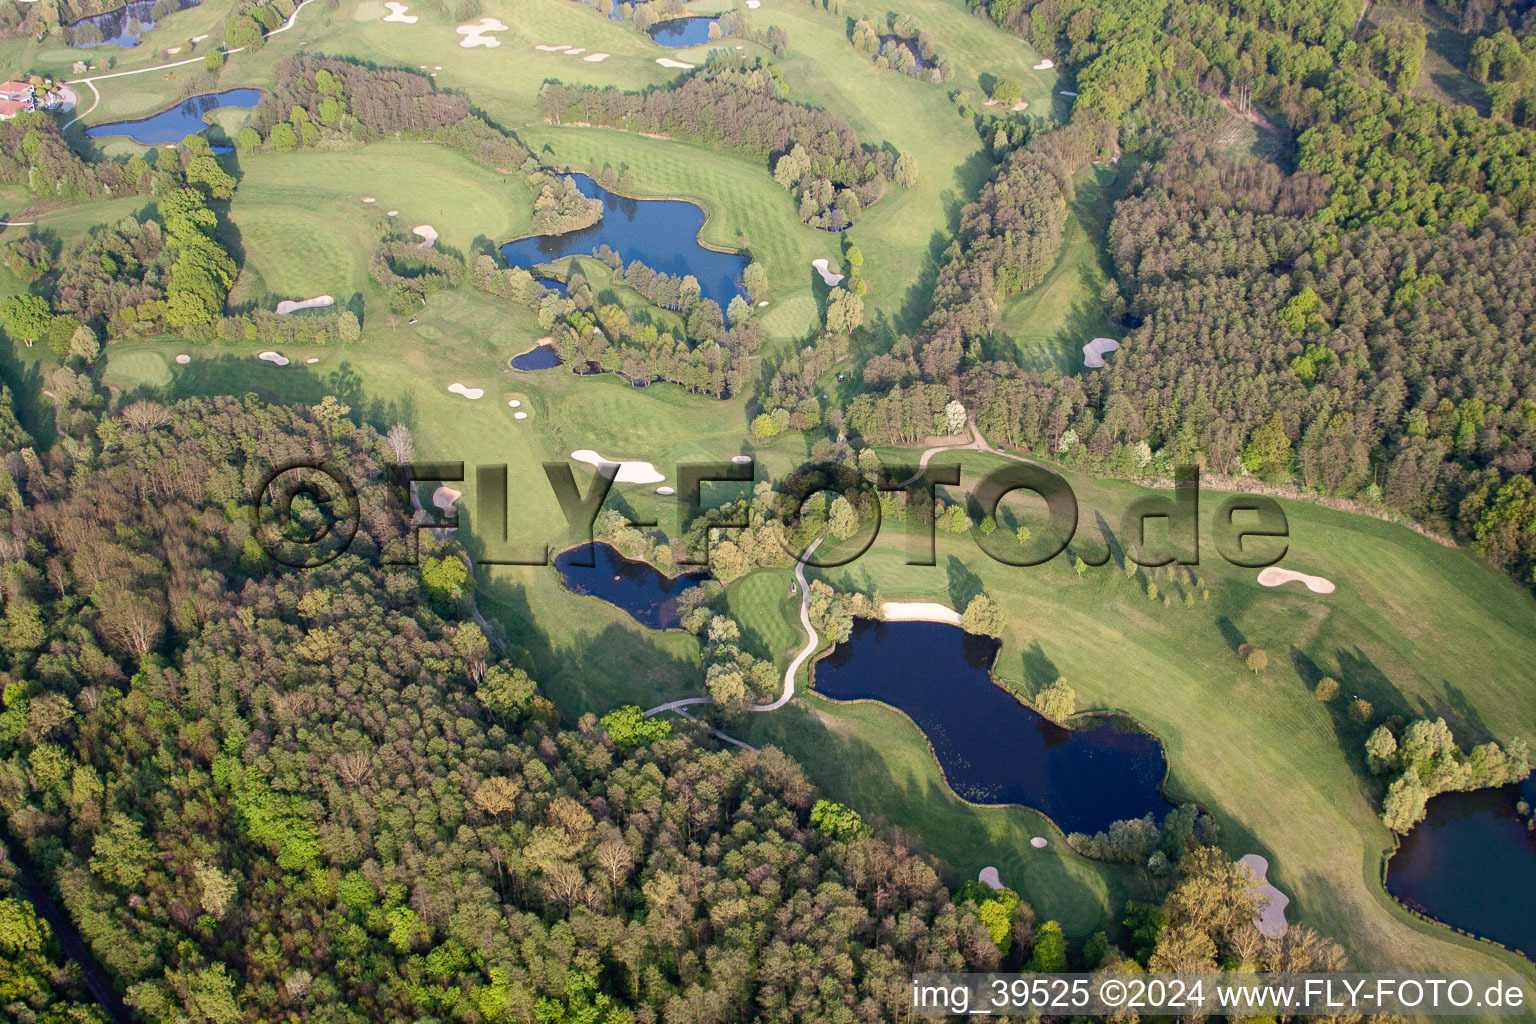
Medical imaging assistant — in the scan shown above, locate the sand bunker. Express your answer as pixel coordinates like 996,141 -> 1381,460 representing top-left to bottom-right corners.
275,294 -> 334,315
1239,854 -> 1290,938
514,411 -> 527,420
535,43 -> 571,51
413,224 -> 438,248
1257,567 -> 1335,594
166,46 -> 181,54
1034,58 -> 1054,70
584,52 -> 610,61
447,383 -> 484,400
1030,837 -> 1048,849
566,47 -> 585,54
656,57 -> 695,69
362,197 -> 376,203
811,258 -> 844,286
756,300 -> 768,306
746,0 -> 760,6
978,866 -> 1004,891
1082,337 -> 1120,368
508,399 -> 521,408
731,454 -> 753,464
882,601 -> 963,625
191,33 -> 209,41
258,351 -> 290,366
656,486 -> 675,496
1012,101 -> 1028,111
570,450 -> 665,484
174,353 -> 190,364
382,1 -> 418,21
305,357 -> 319,364
386,209 -> 398,216
433,485 -> 461,516
456,17 -> 507,46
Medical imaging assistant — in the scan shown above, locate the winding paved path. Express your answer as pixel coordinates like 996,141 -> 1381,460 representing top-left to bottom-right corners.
643,537 -> 825,741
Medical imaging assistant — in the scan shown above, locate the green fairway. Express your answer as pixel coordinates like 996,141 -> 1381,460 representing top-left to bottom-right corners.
996,161 -> 1130,373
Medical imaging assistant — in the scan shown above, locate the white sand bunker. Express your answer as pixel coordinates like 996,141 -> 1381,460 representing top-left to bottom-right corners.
1082,337 -> 1120,368
656,485 -> 675,495
1239,854 -> 1290,938
1257,566 -> 1335,594
535,43 -> 571,51
191,33 -> 209,41
746,0 -> 760,6
1012,101 -> 1029,111
757,300 -> 768,306
1030,836 -> 1048,849
413,224 -> 438,248
514,411 -> 527,420
362,197 -> 376,203
456,17 -> 507,47
1034,58 -> 1054,70
811,258 -> 844,286
978,866 -> 1004,891
732,454 -> 753,464
258,351 -> 290,366
174,353 -> 191,364
433,485 -> 461,516
383,1 -> 418,22
570,450 -> 665,484
305,357 -> 319,364
566,47 -> 585,54
656,57 -> 695,69
508,399 -> 521,407
448,383 -> 484,400
276,294 -> 334,315
882,601 -> 963,625
584,52 -> 610,62
386,209 -> 398,216
166,46 -> 181,54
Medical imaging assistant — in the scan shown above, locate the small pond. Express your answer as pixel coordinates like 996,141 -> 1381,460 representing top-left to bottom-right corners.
500,172 -> 747,309
68,0 -> 198,47
510,342 -> 563,371
1385,774 -> 1536,958
535,276 -> 570,297
554,542 -> 707,629
647,16 -> 723,48
86,88 -> 260,151
813,619 -> 1172,836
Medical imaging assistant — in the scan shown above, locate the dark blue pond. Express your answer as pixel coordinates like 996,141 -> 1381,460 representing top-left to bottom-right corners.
813,619 -> 1172,835
87,89 -> 260,150
510,342 -> 563,371
500,173 -> 747,309
554,542 -> 707,629
647,16 -> 723,48
1386,774 -> 1536,958
535,276 -> 570,297
69,0 -> 198,47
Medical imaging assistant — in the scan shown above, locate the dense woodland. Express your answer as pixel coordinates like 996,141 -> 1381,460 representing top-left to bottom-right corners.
829,0 -> 1536,591
540,58 -> 905,230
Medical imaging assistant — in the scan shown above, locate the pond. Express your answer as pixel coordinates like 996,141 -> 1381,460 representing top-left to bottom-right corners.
510,342 -> 563,371
500,172 -> 747,309
813,619 -> 1172,836
554,542 -> 708,629
535,276 -> 570,297
647,16 -> 724,48
86,89 -> 261,152
1385,774 -> 1536,958
68,0 -> 198,47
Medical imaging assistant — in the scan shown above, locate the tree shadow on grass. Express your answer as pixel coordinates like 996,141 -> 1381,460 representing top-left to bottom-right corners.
1021,640 -> 1059,694
0,340 -> 56,446
150,355 -> 417,434
945,553 -> 984,611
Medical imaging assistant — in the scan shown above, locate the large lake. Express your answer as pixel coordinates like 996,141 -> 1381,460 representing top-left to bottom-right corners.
499,172 -> 747,309
1386,774 -> 1536,958
86,89 -> 261,151
813,619 -> 1172,836
554,542 -> 707,629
